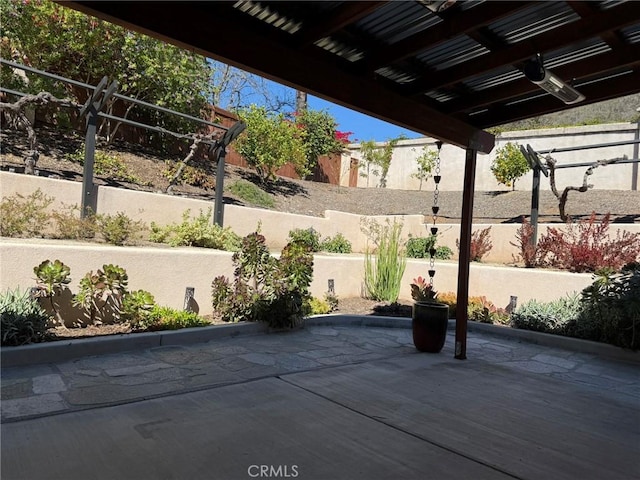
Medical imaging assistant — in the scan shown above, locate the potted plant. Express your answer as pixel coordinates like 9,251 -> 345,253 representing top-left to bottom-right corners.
410,276 -> 449,353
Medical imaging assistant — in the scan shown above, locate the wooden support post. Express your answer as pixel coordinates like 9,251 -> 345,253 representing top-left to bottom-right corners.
455,148 -> 477,360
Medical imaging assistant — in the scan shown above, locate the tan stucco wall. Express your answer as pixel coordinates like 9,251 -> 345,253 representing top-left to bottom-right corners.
346,122 -> 640,191
2,171 -> 639,266
1,238 -> 593,317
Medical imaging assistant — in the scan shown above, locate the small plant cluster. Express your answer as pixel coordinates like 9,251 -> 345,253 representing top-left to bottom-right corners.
26,259 -> 209,334
305,292 -> 339,315
0,288 -> 50,346
162,161 -> 214,189
456,226 -> 493,262
69,148 -> 144,185
211,232 -> 314,328
150,208 -> 241,250
410,276 -> 438,303
361,219 -> 406,302
512,262 -> 640,349
0,190 -> 146,245
512,214 -> 640,272
287,228 -> 352,254
228,180 -> 275,208
406,235 -> 452,260
436,291 -> 509,324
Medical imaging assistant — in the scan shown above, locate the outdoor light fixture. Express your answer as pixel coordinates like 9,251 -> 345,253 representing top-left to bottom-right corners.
524,54 -> 585,105
419,0 -> 456,13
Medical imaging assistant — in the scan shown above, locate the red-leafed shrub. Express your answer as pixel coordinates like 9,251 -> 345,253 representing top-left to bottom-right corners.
536,213 -> 640,273
511,217 -> 543,268
470,226 -> 493,262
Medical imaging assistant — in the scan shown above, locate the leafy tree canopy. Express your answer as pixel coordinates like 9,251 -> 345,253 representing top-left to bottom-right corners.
0,0 -> 214,130
491,142 -> 530,191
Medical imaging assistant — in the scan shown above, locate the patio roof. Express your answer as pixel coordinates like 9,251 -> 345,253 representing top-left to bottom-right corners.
62,0 -> 640,359
64,1 -> 640,154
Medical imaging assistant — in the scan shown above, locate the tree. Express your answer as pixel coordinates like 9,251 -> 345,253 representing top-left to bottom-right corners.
411,146 -> 437,190
294,109 -> 346,172
490,142 -> 530,191
1,0 -> 214,138
358,137 -> 401,188
235,105 -> 308,183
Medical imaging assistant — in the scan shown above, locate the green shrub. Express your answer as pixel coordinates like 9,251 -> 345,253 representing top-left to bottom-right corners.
228,180 -> 275,208
235,105 -> 309,182
362,219 -> 406,302
288,227 -> 321,252
0,189 -> 53,237
0,288 -> 50,346
162,161 -> 214,188
511,294 -> 581,335
405,235 -> 452,260
74,264 -> 128,324
320,233 -> 352,254
121,290 -> 156,328
578,263 -> 640,349
211,232 -> 314,328
69,149 -> 143,184
33,259 -> 72,324
305,296 -> 333,315
138,305 -> 209,331
51,204 -> 97,240
149,209 -> 241,250
97,212 -> 146,246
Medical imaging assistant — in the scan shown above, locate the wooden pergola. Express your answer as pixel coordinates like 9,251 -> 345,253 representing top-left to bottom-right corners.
64,0 -> 640,359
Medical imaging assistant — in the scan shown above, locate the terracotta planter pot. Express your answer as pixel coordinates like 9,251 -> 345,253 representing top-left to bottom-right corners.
412,302 -> 449,353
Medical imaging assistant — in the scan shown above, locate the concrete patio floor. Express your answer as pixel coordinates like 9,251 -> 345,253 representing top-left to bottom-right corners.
1,320 -> 639,480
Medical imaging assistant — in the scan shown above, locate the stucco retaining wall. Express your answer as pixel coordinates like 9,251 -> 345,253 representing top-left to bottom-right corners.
1,238 -> 593,317
345,122 -> 640,191
2,171 -> 639,265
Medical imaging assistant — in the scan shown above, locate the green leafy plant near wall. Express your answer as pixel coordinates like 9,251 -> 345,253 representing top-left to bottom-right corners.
211,231 -> 314,328
0,288 -> 50,346
228,180 -> 275,208
33,259 -> 71,325
0,189 -> 53,238
361,218 -> 407,302
406,235 -> 452,260
150,208 -> 241,250
69,149 -> 144,185
74,264 -> 129,324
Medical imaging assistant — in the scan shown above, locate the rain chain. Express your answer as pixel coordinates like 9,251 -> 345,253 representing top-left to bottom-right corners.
428,141 -> 443,287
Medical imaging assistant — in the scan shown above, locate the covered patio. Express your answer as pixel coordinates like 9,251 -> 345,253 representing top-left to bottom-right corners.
63,0 -> 640,359
2,321 -> 638,480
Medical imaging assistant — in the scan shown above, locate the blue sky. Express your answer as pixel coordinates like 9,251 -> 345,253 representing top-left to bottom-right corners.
308,96 -> 423,143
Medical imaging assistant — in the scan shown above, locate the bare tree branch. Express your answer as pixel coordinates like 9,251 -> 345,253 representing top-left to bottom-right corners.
165,133 -> 217,193
545,154 -> 626,222
0,92 -> 80,174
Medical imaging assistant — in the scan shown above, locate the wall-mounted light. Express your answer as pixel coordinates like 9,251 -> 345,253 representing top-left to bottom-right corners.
524,54 -> 585,105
